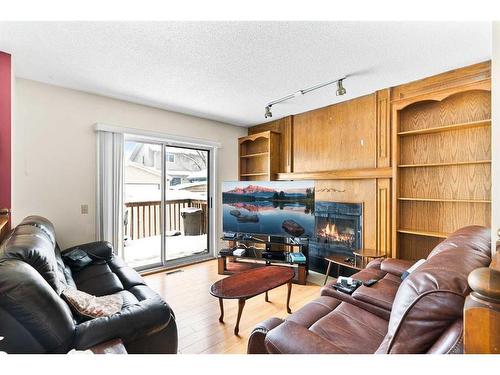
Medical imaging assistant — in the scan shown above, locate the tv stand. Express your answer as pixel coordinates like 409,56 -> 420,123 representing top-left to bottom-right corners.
218,235 -> 309,285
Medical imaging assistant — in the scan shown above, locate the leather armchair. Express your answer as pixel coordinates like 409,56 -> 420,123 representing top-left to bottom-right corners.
0,216 -> 178,354
248,226 -> 492,354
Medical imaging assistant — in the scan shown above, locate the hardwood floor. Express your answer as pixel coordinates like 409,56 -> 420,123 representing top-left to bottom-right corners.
144,259 -> 323,354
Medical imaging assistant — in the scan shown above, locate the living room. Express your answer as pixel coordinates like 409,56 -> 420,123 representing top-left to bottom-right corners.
1,1 -> 499,372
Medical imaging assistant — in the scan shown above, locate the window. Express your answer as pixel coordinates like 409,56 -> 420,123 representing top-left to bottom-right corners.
166,153 -> 175,163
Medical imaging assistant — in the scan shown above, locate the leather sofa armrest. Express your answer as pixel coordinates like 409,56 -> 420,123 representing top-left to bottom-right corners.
247,317 -> 284,354
63,241 -> 114,261
380,258 -> 415,277
74,297 -> 173,350
264,321 -> 347,354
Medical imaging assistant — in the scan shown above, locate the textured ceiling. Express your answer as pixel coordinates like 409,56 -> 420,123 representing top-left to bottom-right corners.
0,21 -> 492,126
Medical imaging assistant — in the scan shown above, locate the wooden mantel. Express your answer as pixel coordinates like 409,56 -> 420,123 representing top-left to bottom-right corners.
276,167 -> 392,181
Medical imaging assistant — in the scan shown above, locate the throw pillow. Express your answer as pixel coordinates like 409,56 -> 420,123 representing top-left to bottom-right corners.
62,288 -> 123,320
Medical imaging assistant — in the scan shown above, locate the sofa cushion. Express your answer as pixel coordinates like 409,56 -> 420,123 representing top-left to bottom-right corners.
309,302 -> 388,354
320,266 -> 392,320
18,215 -> 57,247
380,258 -> 415,277
287,296 -> 341,328
73,263 -> 124,296
74,296 -> 174,350
0,224 -> 65,294
114,290 -> 140,309
108,256 -> 146,289
427,225 -> 491,259
377,243 -> 491,354
351,267 -> 387,281
351,275 -> 401,311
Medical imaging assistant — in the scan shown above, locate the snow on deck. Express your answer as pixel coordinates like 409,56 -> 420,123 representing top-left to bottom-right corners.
123,233 -> 208,268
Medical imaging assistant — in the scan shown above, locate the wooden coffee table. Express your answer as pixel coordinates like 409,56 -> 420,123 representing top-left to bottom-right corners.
210,266 -> 295,335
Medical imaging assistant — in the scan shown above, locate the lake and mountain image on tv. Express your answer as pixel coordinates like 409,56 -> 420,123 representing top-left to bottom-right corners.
222,181 -> 315,238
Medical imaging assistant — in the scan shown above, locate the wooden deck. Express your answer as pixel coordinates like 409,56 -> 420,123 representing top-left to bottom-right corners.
144,259 -> 323,354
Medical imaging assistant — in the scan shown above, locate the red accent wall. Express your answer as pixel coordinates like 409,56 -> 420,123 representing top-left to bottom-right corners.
0,52 -> 11,211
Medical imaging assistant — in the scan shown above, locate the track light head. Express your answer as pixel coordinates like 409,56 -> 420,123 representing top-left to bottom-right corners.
336,79 -> 346,96
264,105 -> 273,119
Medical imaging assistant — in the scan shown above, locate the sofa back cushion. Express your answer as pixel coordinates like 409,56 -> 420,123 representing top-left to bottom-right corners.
0,259 -> 76,353
427,225 -> 491,259
0,216 -> 67,294
376,226 -> 491,354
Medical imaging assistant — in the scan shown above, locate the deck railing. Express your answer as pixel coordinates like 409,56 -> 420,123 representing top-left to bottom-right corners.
124,199 -> 208,240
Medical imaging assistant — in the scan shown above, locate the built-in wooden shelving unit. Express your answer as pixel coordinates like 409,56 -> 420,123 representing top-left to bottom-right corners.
238,130 -> 280,181
392,79 -> 492,260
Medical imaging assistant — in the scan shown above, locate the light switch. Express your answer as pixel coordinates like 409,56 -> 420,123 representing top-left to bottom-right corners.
81,204 -> 89,215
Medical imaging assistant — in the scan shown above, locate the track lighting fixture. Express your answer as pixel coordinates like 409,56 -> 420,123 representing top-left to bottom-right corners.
264,76 -> 347,118
264,105 -> 273,119
336,79 -> 346,96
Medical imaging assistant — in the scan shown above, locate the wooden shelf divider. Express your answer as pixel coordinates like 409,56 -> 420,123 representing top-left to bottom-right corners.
397,119 -> 491,136
397,228 -> 449,239
277,167 -> 392,181
239,172 -> 269,177
398,197 -> 491,203
398,160 -> 491,168
240,152 -> 270,158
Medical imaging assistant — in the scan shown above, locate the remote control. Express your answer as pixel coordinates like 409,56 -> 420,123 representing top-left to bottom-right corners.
363,279 -> 378,287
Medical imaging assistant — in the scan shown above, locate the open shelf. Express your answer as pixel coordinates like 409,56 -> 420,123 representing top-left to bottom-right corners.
240,152 -> 270,158
397,119 -> 491,136
398,160 -> 491,168
239,172 -> 269,177
398,197 -> 491,203
397,228 -> 449,239
238,130 -> 280,181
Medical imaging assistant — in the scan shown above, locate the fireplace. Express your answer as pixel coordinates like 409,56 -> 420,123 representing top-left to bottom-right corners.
309,201 -> 363,274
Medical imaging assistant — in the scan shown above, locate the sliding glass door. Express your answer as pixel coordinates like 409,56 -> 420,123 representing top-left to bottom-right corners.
164,146 -> 209,262
123,138 -> 211,270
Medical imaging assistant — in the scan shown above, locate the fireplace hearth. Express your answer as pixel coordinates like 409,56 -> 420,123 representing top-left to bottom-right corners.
309,201 -> 363,274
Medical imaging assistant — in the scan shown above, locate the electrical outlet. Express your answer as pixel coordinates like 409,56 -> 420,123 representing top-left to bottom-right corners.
81,204 -> 89,215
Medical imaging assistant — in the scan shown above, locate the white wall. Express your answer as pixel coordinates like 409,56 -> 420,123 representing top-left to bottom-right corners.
493,22 -> 500,254
13,78 -> 246,248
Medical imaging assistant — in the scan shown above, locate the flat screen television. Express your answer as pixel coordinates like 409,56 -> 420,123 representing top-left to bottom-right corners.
222,181 -> 315,238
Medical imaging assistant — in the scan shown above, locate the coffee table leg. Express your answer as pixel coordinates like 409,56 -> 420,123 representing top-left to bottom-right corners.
265,291 -> 269,302
324,260 -> 332,285
286,281 -> 292,314
235,298 -> 246,335
218,298 -> 224,323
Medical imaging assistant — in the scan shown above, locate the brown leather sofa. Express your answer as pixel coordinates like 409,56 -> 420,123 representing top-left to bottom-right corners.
248,226 -> 491,354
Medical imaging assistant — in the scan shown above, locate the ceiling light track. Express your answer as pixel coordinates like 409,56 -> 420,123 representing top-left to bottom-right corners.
264,77 -> 347,118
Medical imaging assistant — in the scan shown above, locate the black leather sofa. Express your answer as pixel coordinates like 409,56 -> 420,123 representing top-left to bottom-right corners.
0,216 -> 178,354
